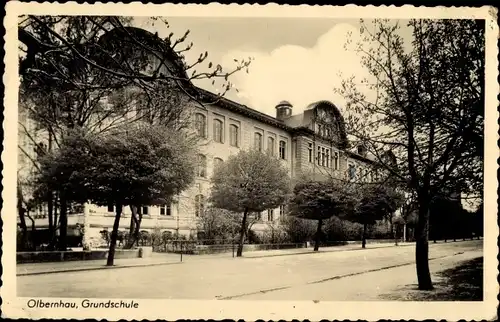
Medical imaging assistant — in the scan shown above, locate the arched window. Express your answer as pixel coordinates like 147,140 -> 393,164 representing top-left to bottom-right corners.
279,140 -> 287,160
267,137 -> 275,156
195,195 -> 205,217
213,119 -> 223,143
229,124 -> 239,147
194,113 -> 207,138
197,154 -> 207,178
213,157 -> 224,170
254,133 -> 263,151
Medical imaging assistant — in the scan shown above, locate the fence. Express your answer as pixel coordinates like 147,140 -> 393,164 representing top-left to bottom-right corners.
152,239 -> 307,257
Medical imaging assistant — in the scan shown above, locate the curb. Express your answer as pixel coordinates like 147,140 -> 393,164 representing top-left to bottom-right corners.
17,261 -> 182,276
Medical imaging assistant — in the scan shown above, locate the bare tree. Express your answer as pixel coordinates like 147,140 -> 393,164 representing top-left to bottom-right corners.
337,19 -> 484,289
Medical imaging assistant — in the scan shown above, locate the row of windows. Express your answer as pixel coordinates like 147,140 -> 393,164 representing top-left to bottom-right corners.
315,123 -> 334,138
195,113 -> 289,160
348,164 -> 379,182
105,200 -> 288,220
254,133 -> 288,160
195,113 -> 240,147
196,155 -> 224,178
307,143 -> 340,169
257,205 -> 287,221
107,205 -> 172,216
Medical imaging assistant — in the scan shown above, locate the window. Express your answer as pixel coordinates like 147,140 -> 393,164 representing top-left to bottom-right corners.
317,146 -> 321,165
213,119 -> 223,143
267,209 -> 274,221
194,195 -> 205,217
348,164 -> 356,181
229,124 -> 239,147
197,154 -> 207,178
137,206 -> 148,215
213,157 -> 224,170
279,205 -> 286,218
316,123 -> 322,135
254,133 -> 263,151
107,204 -> 114,213
279,140 -> 286,159
160,204 -> 172,216
321,147 -> 326,166
194,113 -> 207,138
267,137 -> 275,156
308,143 -> 313,163
334,152 -> 339,170
326,149 -> 330,168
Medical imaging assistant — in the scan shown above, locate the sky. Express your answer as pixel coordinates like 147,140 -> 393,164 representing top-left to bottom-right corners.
133,17 -> 393,117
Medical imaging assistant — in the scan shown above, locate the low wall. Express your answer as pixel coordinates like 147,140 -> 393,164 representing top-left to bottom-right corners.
16,249 -> 143,264
345,239 -> 402,245
194,243 -> 307,255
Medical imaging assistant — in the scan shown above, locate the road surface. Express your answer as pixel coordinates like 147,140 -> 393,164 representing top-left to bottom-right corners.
17,240 -> 482,300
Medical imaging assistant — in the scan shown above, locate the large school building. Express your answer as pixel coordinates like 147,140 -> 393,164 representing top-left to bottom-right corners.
17,27 -> 380,247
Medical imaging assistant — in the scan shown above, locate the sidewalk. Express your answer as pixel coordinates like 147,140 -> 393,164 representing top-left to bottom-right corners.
16,253 -> 181,276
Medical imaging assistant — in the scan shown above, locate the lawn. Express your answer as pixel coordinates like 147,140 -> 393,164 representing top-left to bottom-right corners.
380,257 -> 483,301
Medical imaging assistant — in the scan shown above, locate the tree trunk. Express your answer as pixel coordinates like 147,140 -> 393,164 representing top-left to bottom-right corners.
18,207 -> 28,251
58,194 -> 68,251
82,204 -> 90,250
133,212 -> 143,246
124,205 -> 137,249
26,212 -> 37,250
362,223 -> 367,248
47,133 -> 54,248
107,203 -> 123,266
47,191 -> 54,242
236,209 -> 248,257
415,201 -> 433,290
314,219 -> 323,251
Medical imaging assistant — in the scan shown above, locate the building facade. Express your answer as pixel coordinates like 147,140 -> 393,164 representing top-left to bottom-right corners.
17,27 -> 380,247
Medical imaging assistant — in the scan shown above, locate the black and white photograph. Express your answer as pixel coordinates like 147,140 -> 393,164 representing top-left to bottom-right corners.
2,2 -> 498,321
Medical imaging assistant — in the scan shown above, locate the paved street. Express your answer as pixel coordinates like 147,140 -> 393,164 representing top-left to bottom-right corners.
17,240 -> 482,300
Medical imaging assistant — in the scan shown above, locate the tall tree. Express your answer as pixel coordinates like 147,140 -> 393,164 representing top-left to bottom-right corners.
288,179 -> 357,251
210,149 -> 291,257
36,124 -> 196,265
338,19 -> 484,289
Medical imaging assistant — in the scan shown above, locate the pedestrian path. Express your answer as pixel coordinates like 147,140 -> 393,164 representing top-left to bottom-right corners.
16,253 -> 181,276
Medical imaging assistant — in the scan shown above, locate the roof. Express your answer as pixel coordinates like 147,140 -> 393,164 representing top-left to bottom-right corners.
194,87 -> 293,131
276,100 -> 293,108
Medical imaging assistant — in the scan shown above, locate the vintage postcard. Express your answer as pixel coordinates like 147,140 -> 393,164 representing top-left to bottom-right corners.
2,2 -> 498,320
